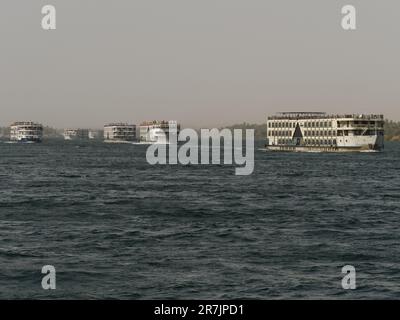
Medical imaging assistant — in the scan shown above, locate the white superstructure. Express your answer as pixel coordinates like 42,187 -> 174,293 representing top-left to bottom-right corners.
266,112 -> 384,152
104,123 -> 136,143
10,122 -> 43,143
88,130 -> 99,140
139,120 -> 180,144
63,129 -> 89,140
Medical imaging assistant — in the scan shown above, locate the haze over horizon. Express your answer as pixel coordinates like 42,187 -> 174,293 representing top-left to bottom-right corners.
1,0 -> 399,128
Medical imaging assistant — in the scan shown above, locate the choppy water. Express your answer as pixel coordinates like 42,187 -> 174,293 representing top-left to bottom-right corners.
0,140 -> 400,299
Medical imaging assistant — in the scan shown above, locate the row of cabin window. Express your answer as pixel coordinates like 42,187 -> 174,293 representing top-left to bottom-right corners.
269,121 -> 334,128
304,139 -> 337,145
304,121 -> 333,128
304,130 -> 336,137
268,130 -> 337,137
268,130 -> 292,137
276,139 -> 337,145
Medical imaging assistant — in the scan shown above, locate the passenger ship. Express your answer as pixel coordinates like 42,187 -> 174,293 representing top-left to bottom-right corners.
138,120 -> 180,144
10,121 -> 43,143
266,112 -> 384,152
103,123 -> 136,143
63,129 -> 89,140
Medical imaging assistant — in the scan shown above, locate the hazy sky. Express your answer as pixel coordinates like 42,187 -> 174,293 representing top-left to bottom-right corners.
0,0 -> 399,128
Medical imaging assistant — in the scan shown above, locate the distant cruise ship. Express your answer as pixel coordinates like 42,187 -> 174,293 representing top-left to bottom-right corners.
104,123 -> 136,143
139,120 -> 180,144
63,129 -> 89,140
10,122 -> 43,143
266,112 -> 384,152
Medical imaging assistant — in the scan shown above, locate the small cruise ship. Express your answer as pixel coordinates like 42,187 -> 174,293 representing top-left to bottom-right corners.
266,112 -> 384,152
139,120 -> 180,144
88,130 -> 100,140
104,123 -> 136,143
10,122 -> 43,143
63,129 -> 89,140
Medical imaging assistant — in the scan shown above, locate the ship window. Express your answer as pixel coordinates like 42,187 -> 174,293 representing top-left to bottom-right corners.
344,131 -> 349,136
333,139 -> 336,145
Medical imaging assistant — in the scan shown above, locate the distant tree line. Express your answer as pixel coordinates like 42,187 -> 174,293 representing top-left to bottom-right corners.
384,120 -> 400,141
224,120 -> 400,142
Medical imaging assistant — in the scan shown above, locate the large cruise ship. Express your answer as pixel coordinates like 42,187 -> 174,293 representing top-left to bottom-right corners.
10,122 -> 43,143
104,123 -> 136,143
266,112 -> 384,152
139,120 -> 180,144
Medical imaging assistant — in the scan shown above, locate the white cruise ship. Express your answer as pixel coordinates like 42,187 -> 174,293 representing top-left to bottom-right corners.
266,112 -> 384,152
10,122 -> 43,143
104,123 -> 136,143
139,120 -> 180,144
63,129 -> 89,140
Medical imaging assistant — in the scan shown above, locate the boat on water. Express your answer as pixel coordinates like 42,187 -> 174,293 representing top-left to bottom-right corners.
138,120 -> 180,144
63,128 -> 89,140
103,123 -> 136,143
10,121 -> 43,143
265,112 -> 384,152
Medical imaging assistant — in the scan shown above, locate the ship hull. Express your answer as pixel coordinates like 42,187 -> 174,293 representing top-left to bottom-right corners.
265,144 -> 383,153
12,137 -> 42,143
